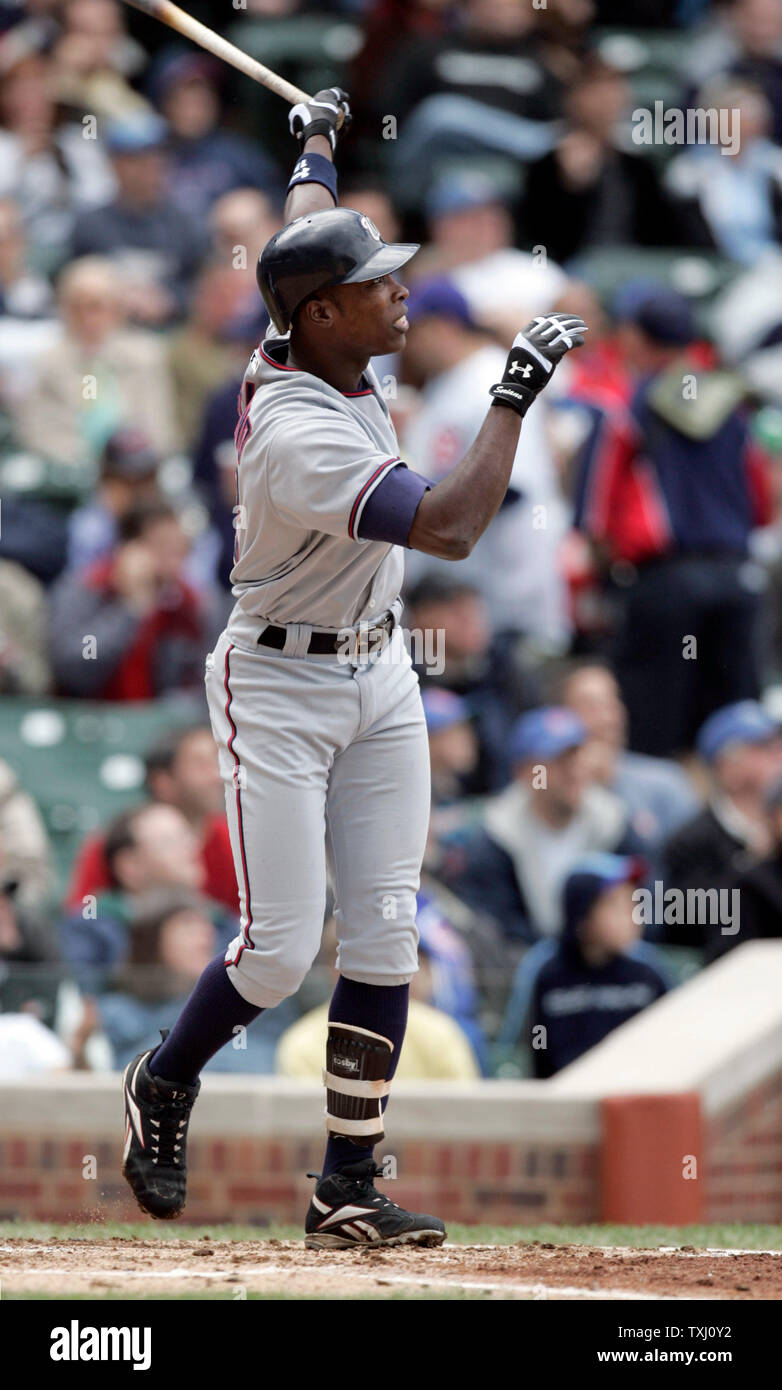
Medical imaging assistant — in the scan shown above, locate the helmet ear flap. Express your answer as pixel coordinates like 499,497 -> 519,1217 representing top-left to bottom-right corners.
257,259 -> 290,335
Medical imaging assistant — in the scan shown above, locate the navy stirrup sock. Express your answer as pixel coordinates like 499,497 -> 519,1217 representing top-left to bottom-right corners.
149,954 -> 262,1086
321,976 -> 409,1180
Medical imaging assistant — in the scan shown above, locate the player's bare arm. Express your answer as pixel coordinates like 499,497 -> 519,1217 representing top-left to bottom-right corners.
408,313 -> 589,560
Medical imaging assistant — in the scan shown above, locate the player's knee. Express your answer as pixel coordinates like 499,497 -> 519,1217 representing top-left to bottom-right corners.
230,939 -> 320,1009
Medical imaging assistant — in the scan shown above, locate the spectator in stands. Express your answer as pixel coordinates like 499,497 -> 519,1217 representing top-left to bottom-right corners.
382,0 -> 563,205
67,723 -> 238,914
419,173 -> 567,331
418,844 -> 513,1043
0,497 -> 69,587
0,195 -> 54,318
208,187 -> 281,282
665,79 -> 782,265
97,887 -> 285,1072
59,801 -> 236,986
11,256 -> 179,468
191,300 -> 268,588
415,888 -> 489,1071
0,872 -> 62,1028
71,112 -> 206,325
522,55 -> 689,264
692,0 -> 782,146
167,261 -> 251,447
663,700 -> 782,946
574,285 -> 773,757
402,276 -> 570,644
0,758 -> 54,910
66,428 -> 160,574
549,279 -> 633,414
405,574 -> 539,793
339,177 -> 402,246
524,855 -> 668,1077
151,50 -> 280,222
439,707 -> 639,943
0,1013 -> 72,1077
0,47 -> 114,270
277,941 -> 480,1081
423,688 -> 479,809
0,559 -> 51,693
49,498 -> 214,701
52,0 -> 148,120
556,659 -> 699,857
727,773 -> 782,951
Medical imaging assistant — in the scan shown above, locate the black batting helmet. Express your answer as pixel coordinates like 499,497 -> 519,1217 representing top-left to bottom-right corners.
257,207 -> 419,335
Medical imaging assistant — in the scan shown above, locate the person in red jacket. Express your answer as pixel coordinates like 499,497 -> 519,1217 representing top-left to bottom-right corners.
49,498 -> 212,702
67,725 -> 238,913
573,286 -> 773,757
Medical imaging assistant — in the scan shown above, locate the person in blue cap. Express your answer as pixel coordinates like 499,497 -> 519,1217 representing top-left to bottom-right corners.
71,113 -> 207,325
728,773 -> 782,955
149,50 -> 280,223
438,705 -> 642,942
662,700 -> 782,949
421,687 -> 479,808
524,854 -> 669,1078
573,280 -> 773,758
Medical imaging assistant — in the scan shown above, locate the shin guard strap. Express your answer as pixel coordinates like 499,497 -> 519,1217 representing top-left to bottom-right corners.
324,1022 -> 393,1146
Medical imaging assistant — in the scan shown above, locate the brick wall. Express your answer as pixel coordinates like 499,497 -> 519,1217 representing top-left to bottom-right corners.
705,1068 -> 782,1223
4,1022 -> 781,1228
0,1132 -> 600,1226
0,1077 -> 600,1227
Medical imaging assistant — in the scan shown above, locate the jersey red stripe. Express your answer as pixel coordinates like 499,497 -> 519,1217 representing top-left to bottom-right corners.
223,644 -> 254,967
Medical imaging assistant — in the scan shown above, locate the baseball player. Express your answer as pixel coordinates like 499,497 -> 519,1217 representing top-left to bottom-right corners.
122,87 -> 587,1248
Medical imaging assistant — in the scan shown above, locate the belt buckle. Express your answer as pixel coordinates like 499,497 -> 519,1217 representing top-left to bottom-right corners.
341,613 -> 392,664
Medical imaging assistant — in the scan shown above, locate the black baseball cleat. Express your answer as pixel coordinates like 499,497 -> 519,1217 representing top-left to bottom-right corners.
304,1159 -> 447,1249
122,1043 -> 200,1220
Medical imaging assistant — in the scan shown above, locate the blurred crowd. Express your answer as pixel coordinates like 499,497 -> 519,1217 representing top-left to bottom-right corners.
3,0 -> 782,1082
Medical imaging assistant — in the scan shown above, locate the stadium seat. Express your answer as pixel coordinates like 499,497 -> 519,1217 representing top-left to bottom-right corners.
0,697 -> 200,893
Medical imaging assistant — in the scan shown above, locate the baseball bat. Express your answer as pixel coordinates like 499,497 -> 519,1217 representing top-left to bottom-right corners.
122,0 -> 312,107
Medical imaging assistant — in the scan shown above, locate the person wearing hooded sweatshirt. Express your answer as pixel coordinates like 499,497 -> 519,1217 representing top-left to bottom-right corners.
439,707 -> 642,943
522,854 -> 669,1078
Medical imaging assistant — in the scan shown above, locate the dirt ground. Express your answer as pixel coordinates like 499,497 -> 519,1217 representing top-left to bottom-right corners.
2,1238 -> 782,1299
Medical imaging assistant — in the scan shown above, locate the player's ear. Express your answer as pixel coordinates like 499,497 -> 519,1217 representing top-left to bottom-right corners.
305,294 -> 336,328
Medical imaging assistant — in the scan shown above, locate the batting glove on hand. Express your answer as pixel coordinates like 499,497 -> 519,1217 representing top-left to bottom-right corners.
489,313 -> 589,418
289,87 -> 352,152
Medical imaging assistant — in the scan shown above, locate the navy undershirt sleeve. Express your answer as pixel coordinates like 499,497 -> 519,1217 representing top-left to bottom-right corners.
357,463 -> 432,547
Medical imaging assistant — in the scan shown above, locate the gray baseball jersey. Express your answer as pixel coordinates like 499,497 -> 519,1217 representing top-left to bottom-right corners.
229,331 -> 405,630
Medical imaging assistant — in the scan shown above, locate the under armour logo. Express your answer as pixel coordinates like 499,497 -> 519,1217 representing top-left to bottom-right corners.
290,159 -> 310,182
508,361 -> 534,378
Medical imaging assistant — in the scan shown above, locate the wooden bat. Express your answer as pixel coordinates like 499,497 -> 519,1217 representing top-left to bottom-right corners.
122,0 -> 312,107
